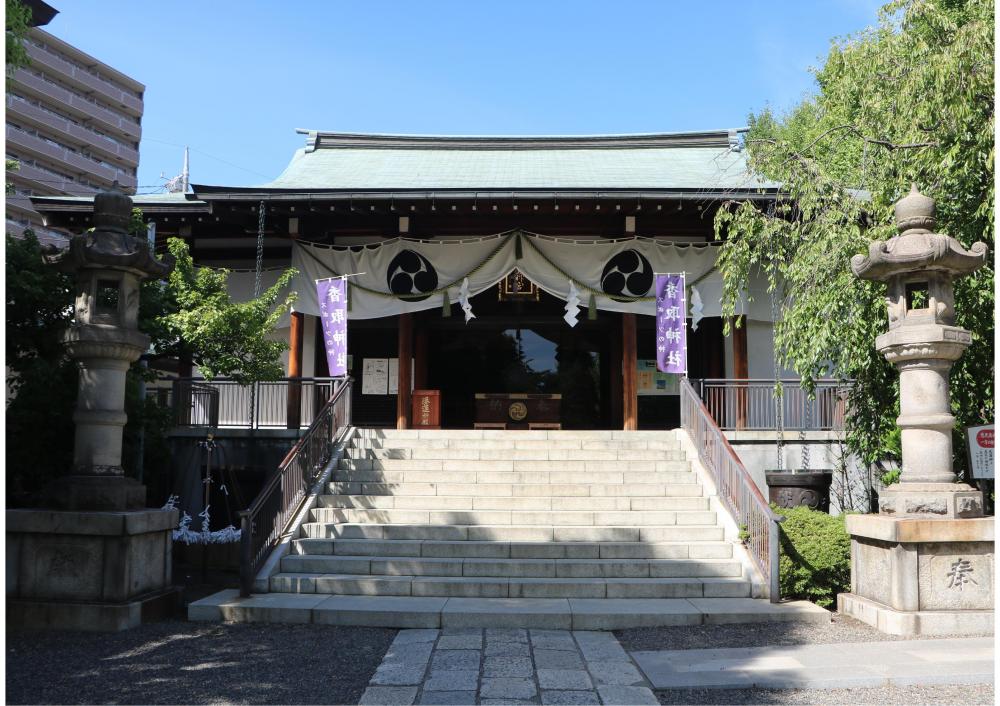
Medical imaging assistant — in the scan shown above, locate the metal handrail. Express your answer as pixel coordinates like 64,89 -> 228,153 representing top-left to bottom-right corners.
695,378 -> 850,432
238,378 -> 353,596
680,377 -> 784,602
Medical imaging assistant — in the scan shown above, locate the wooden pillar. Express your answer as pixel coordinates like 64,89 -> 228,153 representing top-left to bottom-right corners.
287,311 -> 304,429
622,313 -> 638,431
733,315 -> 749,429
397,313 -> 413,429
414,327 -> 428,390
609,321 -> 623,429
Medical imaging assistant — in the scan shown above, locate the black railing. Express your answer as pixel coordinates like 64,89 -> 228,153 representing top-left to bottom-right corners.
170,377 -> 339,429
680,378 -> 784,601
238,378 -> 353,597
695,379 -> 849,432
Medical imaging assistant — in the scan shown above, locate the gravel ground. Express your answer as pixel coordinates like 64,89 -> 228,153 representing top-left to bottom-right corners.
615,612 -> 992,651
654,684 -> 995,705
6,620 -> 396,705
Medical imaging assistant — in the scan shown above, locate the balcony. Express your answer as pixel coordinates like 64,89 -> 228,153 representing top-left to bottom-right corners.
7,96 -> 139,167
6,160 -> 98,195
12,69 -> 141,142
6,125 -> 130,189
24,41 -> 143,117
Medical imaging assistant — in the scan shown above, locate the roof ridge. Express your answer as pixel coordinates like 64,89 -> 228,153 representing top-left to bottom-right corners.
296,129 -> 747,152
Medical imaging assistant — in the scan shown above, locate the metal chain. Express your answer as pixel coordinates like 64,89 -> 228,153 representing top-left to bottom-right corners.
771,292 -> 784,472
248,201 -> 266,428
800,392 -> 812,470
254,200 -> 265,297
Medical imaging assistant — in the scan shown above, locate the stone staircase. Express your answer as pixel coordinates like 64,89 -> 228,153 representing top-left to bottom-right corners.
190,429 -> 829,628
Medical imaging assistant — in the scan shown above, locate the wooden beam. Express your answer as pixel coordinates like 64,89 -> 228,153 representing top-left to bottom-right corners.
397,313 -> 413,429
287,312 -> 304,429
733,315 -> 748,429
622,313 -> 638,431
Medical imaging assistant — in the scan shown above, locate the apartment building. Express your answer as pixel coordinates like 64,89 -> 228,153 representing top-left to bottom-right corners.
6,12 -> 144,245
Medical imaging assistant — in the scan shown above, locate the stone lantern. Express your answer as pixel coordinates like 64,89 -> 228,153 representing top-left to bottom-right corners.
852,185 -> 988,514
44,183 -> 174,509
6,184 -> 180,630
838,185 -> 993,635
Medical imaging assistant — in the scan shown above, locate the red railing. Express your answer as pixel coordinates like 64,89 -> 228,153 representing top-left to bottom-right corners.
238,379 -> 352,596
680,378 -> 784,601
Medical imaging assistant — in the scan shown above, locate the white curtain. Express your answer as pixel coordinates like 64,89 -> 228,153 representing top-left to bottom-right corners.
289,231 -> 774,321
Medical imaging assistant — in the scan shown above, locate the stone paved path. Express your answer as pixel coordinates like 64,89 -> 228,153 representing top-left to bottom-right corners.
359,628 -> 658,705
632,636 -> 994,690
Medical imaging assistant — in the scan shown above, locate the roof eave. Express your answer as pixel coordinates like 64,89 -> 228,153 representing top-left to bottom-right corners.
31,195 -> 212,215
189,186 -> 779,202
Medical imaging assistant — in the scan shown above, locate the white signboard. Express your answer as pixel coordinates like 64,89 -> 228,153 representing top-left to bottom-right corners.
637,359 -> 680,396
967,424 -> 994,479
362,358 -> 389,395
388,358 -> 399,395
387,358 -> 414,395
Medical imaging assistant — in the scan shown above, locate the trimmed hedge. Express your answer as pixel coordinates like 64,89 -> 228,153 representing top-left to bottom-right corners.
777,506 -> 851,608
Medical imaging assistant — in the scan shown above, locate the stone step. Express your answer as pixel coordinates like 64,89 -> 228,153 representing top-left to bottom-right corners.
351,429 -> 680,441
327,481 -> 705,497
349,438 -> 683,452
279,554 -> 745,579
337,458 -> 690,472
299,523 -> 728,542
317,494 -> 711,512
190,591 -> 832,629
345,439 -> 684,461
308,508 -> 718,526
268,573 -> 751,599
293,538 -> 733,560
330,470 -> 697,485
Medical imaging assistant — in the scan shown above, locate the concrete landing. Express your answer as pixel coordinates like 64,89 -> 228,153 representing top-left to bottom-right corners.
189,590 -> 830,630
632,637 -> 995,689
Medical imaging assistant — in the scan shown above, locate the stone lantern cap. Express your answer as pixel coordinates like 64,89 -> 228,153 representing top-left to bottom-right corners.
851,185 -> 987,282
43,182 -> 173,279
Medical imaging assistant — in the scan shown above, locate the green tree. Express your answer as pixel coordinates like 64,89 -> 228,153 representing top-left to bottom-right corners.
6,0 -> 30,78
156,237 -> 297,383
6,0 -> 32,184
6,216 -> 298,502
714,0 -> 993,473
5,231 -> 76,500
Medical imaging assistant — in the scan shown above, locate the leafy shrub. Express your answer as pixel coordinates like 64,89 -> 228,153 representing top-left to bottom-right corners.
777,506 -> 851,608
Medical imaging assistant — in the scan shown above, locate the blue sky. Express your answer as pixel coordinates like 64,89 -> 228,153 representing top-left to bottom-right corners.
49,1 -> 884,192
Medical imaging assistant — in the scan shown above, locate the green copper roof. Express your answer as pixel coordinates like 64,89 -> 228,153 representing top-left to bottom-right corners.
193,130 -> 777,195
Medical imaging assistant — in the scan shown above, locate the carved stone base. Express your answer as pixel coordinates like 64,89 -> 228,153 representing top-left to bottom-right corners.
838,592 -> 994,636
46,475 -> 147,511
6,507 -> 178,631
877,483 -> 984,519
7,587 -> 182,632
843,514 -> 994,636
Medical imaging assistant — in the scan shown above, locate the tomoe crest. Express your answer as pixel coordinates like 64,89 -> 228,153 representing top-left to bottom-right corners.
386,249 -> 438,302
601,249 -> 653,301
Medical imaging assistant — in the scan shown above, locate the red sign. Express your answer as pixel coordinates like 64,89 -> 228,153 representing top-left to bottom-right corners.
976,429 -> 994,448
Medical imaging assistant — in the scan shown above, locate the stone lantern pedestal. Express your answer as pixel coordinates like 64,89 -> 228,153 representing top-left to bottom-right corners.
6,185 -> 180,631
837,186 -> 993,635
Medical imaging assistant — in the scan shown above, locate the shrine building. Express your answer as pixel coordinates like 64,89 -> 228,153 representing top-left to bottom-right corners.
34,128 -> 784,431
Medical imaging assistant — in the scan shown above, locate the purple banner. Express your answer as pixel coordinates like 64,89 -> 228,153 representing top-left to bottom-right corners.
317,277 -> 348,376
655,273 -> 686,374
